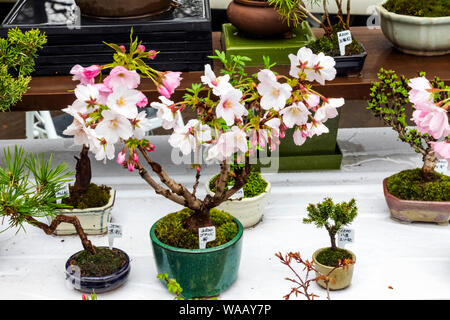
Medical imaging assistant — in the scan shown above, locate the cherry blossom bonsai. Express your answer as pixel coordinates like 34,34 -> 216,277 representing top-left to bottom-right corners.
368,69 -> 450,224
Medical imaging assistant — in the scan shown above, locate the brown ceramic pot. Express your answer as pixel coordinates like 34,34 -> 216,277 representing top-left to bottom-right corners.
75,0 -> 173,19
227,0 -> 294,37
383,178 -> 450,225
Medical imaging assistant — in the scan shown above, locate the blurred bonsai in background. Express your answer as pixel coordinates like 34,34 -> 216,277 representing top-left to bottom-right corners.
0,28 -> 47,111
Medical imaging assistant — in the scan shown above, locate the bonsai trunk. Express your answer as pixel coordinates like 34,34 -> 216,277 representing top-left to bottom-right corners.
422,152 -> 438,182
328,228 -> 337,251
73,145 -> 91,195
25,214 -> 96,255
183,206 -> 214,231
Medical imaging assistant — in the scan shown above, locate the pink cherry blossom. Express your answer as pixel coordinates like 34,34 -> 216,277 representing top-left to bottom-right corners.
216,88 -> 248,126
116,151 -> 126,165
314,98 -> 344,122
201,64 -> 233,96
257,69 -> 292,111
95,110 -> 133,144
94,83 -> 113,105
62,107 -> 97,146
293,126 -> 310,146
431,141 -> 450,160
304,92 -> 321,109
104,66 -> 140,90
408,77 -> 434,105
412,103 -> 450,139
158,72 -> 182,99
70,65 -> 100,85
279,102 -> 311,128
307,52 -> 337,85
106,86 -> 141,119
137,92 -> 148,108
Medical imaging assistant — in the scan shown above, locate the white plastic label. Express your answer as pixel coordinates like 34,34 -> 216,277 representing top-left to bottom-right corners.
56,184 -> 70,204
230,188 -> 244,200
337,30 -> 353,56
199,226 -> 216,249
435,159 -> 448,175
108,223 -> 122,249
337,228 -> 355,248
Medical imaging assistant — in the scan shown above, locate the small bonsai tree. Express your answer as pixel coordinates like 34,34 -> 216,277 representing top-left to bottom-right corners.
0,146 -> 96,255
368,69 -> 450,182
303,198 -> 357,251
383,0 -> 450,18
0,28 -> 47,111
62,30 -> 344,235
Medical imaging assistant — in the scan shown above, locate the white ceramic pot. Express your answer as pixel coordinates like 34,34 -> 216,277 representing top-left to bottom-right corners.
378,4 -> 450,56
48,189 -> 116,235
312,248 -> 356,290
205,177 -> 271,228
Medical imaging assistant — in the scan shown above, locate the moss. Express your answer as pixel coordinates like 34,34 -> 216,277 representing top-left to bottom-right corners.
316,247 -> 353,267
383,0 -> 450,18
69,247 -> 127,277
387,169 -> 450,202
62,183 -> 111,209
307,26 -> 364,57
155,208 -> 239,249
209,171 -> 268,198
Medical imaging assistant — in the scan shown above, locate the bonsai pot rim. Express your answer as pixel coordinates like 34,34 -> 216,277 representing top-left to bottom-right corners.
150,216 -> 244,254
204,175 -> 271,202
377,4 -> 450,24
65,246 -> 131,292
58,188 -> 116,214
312,247 -> 356,269
234,0 -> 272,7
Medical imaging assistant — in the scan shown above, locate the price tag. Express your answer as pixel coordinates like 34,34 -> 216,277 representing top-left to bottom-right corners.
108,223 -> 122,249
435,159 -> 448,175
199,226 -> 216,249
337,228 -> 354,249
56,184 -> 70,204
230,188 -> 244,200
337,30 -> 353,56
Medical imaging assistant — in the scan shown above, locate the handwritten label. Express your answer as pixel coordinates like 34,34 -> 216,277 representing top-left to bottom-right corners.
108,223 -> 122,249
230,188 -> 245,200
56,184 -> 70,204
337,30 -> 353,56
199,226 -> 216,249
337,228 -> 355,248
435,159 -> 448,175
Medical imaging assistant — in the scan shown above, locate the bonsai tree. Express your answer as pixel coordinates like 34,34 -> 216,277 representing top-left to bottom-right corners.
383,0 -> 450,18
0,28 -> 47,111
368,69 -> 450,201
303,198 -> 357,252
62,31 -> 344,235
0,146 -> 95,255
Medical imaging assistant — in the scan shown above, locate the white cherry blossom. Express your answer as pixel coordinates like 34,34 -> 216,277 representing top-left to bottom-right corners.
279,102 -> 311,128
216,88 -> 248,126
257,69 -> 292,111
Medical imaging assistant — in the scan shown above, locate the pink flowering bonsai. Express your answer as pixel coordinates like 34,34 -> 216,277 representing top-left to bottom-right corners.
368,69 -> 449,193
62,35 -> 344,231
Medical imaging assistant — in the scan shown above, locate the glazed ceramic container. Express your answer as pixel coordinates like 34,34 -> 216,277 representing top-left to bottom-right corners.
312,248 -> 356,290
75,0 -> 173,19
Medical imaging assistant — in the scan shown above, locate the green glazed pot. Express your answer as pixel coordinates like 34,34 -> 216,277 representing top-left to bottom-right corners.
150,217 -> 244,299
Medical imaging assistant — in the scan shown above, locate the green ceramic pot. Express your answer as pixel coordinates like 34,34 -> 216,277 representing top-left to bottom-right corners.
150,217 -> 244,299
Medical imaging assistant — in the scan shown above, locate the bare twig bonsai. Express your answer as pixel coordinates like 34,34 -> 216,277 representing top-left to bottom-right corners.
303,198 -> 357,250
0,146 -> 96,254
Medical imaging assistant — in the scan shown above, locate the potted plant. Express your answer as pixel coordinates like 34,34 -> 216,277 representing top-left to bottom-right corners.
205,168 -> 271,228
74,0 -> 175,19
0,146 -> 131,293
227,0 -> 306,37
0,28 -> 46,111
61,29 -> 344,297
378,0 -> 450,56
303,198 -> 358,290
368,69 -> 450,224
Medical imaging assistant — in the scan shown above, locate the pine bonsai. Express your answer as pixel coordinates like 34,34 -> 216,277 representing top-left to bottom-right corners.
0,28 -> 47,111
303,198 -> 357,251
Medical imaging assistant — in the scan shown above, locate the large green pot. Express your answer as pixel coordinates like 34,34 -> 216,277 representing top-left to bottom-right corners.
150,217 -> 244,299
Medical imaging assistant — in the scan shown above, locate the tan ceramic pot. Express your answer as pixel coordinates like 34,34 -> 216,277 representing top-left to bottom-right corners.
75,0 -> 173,19
227,0 -> 294,37
312,248 -> 356,290
383,178 -> 450,225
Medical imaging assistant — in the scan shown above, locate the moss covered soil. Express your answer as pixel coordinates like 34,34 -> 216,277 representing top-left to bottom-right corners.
155,208 -> 239,249
70,247 -> 127,277
307,25 -> 364,57
383,0 -> 450,18
209,171 -> 268,198
387,169 -> 450,202
316,247 -> 353,267
62,183 -> 111,209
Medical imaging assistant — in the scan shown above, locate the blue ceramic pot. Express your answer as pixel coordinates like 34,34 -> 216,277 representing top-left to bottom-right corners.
150,217 -> 244,299
65,247 -> 130,293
